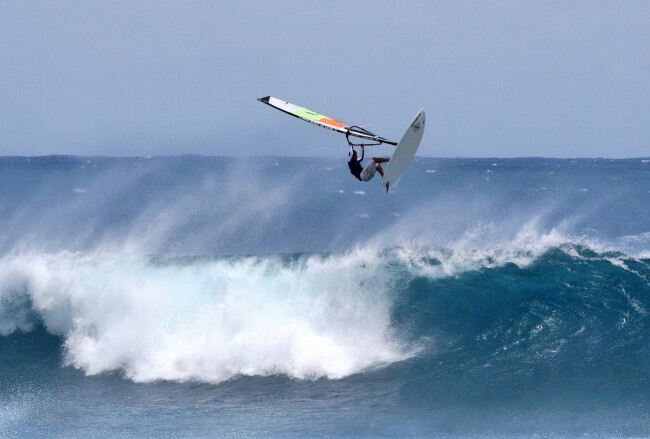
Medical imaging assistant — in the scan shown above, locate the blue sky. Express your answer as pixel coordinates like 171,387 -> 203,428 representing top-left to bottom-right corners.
1,1 -> 649,157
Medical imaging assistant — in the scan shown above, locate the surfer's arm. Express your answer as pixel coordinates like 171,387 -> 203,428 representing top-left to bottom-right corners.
359,146 -> 365,161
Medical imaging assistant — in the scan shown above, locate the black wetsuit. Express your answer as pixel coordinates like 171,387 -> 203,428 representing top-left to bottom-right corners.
347,148 -> 364,181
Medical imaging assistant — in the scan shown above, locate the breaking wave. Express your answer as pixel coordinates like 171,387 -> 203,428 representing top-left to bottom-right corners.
3,224 -> 648,384
0,248 -> 409,383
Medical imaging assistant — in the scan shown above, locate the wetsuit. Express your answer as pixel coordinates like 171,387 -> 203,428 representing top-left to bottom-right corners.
347,147 -> 364,181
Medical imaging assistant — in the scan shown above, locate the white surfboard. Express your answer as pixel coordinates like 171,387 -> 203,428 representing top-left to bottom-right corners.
382,110 -> 425,192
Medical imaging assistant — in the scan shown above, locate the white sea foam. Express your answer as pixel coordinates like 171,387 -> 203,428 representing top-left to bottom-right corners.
393,221 -> 575,278
0,248 -> 411,383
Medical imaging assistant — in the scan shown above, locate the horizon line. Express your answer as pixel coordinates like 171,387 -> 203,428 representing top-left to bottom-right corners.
1,154 -> 649,161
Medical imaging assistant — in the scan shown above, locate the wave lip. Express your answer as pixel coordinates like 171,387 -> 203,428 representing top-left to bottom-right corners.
392,223 -> 575,278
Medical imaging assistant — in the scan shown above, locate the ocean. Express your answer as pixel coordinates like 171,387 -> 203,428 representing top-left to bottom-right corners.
1,155 -> 649,438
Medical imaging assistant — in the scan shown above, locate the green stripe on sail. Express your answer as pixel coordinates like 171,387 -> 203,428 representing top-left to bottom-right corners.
294,107 -> 328,122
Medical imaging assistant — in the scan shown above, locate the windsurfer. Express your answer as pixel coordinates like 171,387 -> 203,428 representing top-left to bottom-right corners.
347,145 -> 389,182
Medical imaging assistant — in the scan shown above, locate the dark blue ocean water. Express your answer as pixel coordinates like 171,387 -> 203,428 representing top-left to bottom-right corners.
1,156 -> 650,438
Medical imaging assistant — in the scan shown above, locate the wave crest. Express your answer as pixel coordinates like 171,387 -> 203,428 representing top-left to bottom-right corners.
1,225 -> 648,383
0,249 -> 410,383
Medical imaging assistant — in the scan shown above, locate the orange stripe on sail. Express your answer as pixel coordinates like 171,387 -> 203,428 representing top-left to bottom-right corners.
319,117 -> 346,129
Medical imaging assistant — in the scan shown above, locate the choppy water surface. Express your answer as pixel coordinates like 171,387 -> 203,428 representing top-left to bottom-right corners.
1,156 -> 650,438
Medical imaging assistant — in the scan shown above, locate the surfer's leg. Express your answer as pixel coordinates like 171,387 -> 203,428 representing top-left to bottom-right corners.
376,163 -> 385,177
360,162 -> 378,181
372,157 -> 389,164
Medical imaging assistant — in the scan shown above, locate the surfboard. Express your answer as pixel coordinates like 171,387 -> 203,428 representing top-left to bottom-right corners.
382,110 -> 425,192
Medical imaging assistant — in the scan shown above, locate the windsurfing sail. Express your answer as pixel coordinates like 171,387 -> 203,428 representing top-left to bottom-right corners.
257,96 -> 397,146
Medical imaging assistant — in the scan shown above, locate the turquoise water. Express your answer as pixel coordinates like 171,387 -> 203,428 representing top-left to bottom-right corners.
1,156 -> 650,437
